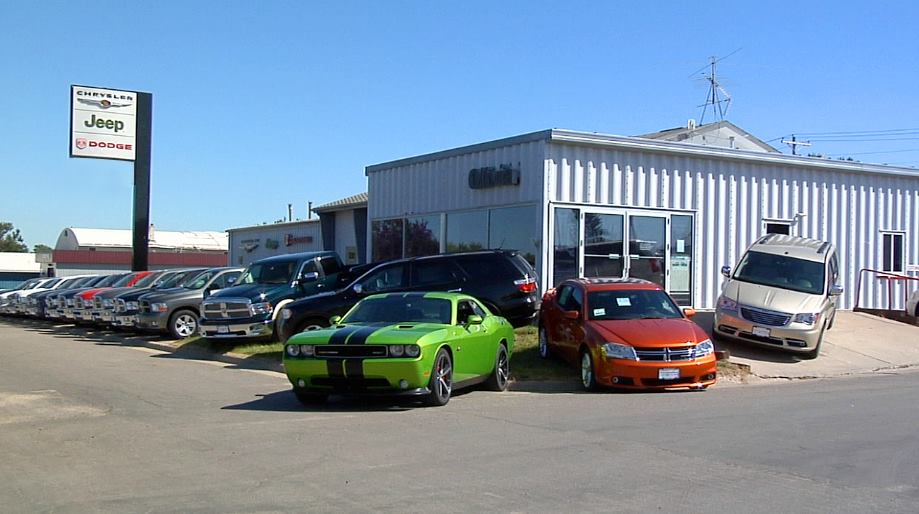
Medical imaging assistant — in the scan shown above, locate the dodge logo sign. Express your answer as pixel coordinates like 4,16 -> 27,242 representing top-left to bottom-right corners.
75,138 -> 88,150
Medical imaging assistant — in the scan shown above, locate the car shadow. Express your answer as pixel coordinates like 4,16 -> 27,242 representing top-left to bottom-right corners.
713,337 -> 805,363
221,390 -> 440,413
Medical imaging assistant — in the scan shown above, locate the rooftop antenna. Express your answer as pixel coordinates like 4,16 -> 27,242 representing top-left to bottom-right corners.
692,50 -> 739,125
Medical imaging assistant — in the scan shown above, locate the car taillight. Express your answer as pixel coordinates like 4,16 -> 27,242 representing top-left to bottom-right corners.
514,277 -> 538,294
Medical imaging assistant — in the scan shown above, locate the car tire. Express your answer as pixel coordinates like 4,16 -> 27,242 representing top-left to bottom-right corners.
168,309 -> 199,340
538,325 -> 551,359
580,349 -> 598,392
802,327 -> 825,360
425,348 -> 453,407
485,344 -> 510,392
293,388 -> 327,406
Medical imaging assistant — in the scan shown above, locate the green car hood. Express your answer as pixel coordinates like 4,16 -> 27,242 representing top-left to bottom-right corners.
289,322 -> 449,345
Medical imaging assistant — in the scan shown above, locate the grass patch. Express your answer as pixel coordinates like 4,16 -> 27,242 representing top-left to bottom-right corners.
510,326 -> 577,381
173,335 -> 282,360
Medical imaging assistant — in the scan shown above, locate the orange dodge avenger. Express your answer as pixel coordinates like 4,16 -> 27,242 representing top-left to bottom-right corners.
538,278 -> 717,391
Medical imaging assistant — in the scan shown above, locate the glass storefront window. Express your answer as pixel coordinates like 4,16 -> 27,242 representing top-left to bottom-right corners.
446,211 -> 488,253
488,205 -> 539,266
371,219 -> 404,261
670,214 -> 693,306
553,208 -> 579,286
405,215 -> 441,257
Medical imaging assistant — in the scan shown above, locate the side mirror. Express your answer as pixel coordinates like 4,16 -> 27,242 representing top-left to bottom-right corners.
467,314 -> 483,325
352,283 -> 363,295
564,310 -> 580,320
299,271 -> 319,283
829,285 -> 844,296
682,307 -> 696,318
330,315 -> 342,325
721,266 -> 732,278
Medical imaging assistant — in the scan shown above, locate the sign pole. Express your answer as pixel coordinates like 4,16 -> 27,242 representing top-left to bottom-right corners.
132,92 -> 152,271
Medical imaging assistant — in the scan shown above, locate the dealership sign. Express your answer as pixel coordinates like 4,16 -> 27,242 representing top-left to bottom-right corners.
70,85 -> 137,161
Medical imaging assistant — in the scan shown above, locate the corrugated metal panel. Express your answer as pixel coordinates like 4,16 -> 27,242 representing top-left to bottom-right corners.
547,143 -> 919,310
368,140 -> 547,219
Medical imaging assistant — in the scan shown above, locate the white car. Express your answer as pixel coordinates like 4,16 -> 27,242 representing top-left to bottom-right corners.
908,289 -> 919,317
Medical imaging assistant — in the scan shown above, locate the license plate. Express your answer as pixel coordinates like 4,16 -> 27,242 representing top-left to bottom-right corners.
752,326 -> 771,337
217,325 -> 229,334
658,368 -> 680,380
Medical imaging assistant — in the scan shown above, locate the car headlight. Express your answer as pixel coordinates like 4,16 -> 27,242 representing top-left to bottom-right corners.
405,344 -> 421,358
151,302 -> 168,313
281,308 -> 292,320
389,345 -> 405,357
83,299 -> 94,308
249,302 -> 273,316
300,345 -> 314,356
601,343 -> 638,360
717,296 -> 738,313
127,301 -> 139,310
793,312 -> 820,325
694,339 -> 715,358
103,299 -> 114,307
286,344 -> 301,357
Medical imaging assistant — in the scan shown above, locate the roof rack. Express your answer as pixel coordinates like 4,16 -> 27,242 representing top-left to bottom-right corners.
817,242 -> 830,254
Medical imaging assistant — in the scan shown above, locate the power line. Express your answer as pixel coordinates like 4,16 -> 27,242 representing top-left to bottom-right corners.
792,127 -> 919,136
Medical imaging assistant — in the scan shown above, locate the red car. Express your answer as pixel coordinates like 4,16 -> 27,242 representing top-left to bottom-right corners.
72,271 -> 153,323
538,278 -> 717,391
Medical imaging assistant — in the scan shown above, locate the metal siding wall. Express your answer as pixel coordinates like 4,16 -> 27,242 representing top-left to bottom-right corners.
547,143 -> 919,310
368,140 -> 546,219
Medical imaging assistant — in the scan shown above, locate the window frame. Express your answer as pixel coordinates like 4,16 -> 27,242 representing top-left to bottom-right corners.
880,231 -> 905,273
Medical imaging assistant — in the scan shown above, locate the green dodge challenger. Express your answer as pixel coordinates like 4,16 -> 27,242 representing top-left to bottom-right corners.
283,292 -> 515,406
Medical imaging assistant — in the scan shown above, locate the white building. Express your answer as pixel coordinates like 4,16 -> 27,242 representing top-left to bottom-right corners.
365,123 -> 919,310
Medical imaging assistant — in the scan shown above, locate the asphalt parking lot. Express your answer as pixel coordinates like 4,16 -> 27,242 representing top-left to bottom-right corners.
3,319 -> 919,513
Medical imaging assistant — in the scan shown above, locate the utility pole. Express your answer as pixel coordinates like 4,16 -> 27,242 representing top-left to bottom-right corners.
781,135 -> 812,156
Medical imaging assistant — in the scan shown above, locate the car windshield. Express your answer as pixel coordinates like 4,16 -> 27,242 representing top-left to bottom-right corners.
342,296 -> 453,325
41,279 -> 61,288
113,274 -> 140,287
587,289 -> 683,320
733,250 -> 825,295
239,261 -> 296,285
184,270 -> 217,290
133,272 -> 161,288
96,274 -> 127,287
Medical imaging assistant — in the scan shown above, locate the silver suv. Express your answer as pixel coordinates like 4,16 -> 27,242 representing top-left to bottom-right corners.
714,234 -> 842,359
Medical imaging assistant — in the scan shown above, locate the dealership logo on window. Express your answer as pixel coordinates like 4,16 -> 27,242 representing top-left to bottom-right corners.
468,163 -> 520,189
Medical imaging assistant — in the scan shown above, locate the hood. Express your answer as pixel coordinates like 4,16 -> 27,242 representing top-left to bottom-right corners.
208,283 -> 290,301
141,288 -> 200,302
589,318 -> 706,348
96,286 -> 138,299
722,279 -> 825,314
290,322 -> 447,345
79,288 -> 111,299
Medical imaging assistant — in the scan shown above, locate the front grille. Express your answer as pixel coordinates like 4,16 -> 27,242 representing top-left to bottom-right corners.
634,346 -> 696,362
140,300 -> 151,313
115,299 -> 126,313
311,377 -> 391,389
94,297 -> 103,309
202,300 -> 250,319
314,345 -> 389,358
740,306 -> 791,327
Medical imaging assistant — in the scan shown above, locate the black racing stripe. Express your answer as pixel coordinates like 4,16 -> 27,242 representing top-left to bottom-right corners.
345,323 -> 388,345
326,359 -> 345,379
343,323 -> 389,380
327,325 -> 362,345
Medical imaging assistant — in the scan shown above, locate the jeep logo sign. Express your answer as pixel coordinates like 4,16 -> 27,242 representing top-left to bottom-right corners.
70,85 -> 137,161
468,164 -> 521,189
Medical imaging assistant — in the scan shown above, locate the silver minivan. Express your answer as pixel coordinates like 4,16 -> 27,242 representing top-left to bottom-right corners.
714,234 -> 843,359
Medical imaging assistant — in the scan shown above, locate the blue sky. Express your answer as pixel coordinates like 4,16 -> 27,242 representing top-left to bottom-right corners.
3,1 -> 918,248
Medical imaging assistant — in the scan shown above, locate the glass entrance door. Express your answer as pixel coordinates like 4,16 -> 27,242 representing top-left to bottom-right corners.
552,208 -> 580,286
584,213 -> 624,279
626,215 -> 666,288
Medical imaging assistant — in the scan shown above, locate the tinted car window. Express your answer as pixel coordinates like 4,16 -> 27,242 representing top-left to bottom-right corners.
454,254 -> 521,281
319,257 -> 342,275
359,264 -> 406,293
240,261 -> 297,285
411,260 -> 463,287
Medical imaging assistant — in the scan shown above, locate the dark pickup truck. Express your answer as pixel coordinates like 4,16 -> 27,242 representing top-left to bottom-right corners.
198,251 -> 349,340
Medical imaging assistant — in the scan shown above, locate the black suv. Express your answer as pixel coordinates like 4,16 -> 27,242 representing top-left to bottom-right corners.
276,250 -> 539,343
